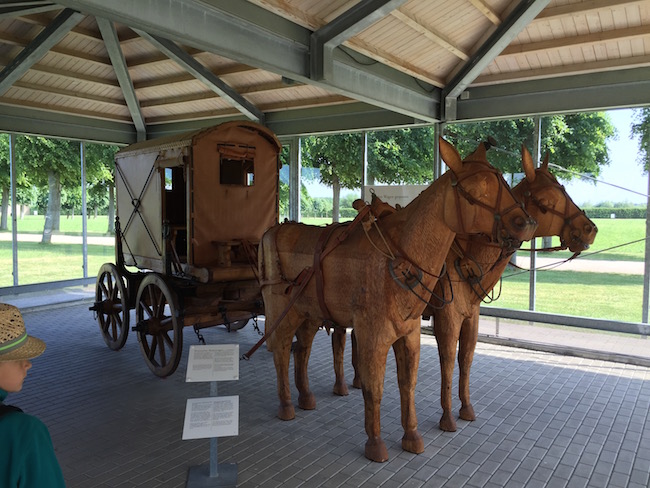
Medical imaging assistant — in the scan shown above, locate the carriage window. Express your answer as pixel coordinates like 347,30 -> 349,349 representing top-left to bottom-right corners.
220,157 -> 255,186
164,168 -> 173,190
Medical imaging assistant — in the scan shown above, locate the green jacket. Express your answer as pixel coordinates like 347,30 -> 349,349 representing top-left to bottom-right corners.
0,388 -> 66,487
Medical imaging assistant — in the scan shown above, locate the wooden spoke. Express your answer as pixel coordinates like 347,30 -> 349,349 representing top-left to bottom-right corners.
135,273 -> 183,378
94,263 -> 129,351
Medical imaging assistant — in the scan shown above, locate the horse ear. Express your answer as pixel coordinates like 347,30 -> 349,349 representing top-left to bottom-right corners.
521,145 -> 536,182
542,152 -> 550,171
439,137 -> 462,172
466,143 -> 487,162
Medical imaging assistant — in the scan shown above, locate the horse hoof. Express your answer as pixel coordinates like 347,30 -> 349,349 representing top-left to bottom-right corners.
459,404 -> 476,421
402,430 -> 424,454
298,392 -> 316,410
439,413 -> 457,432
352,376 -> 362,389
277,404 -> 295,420
365,437 -> 389,462
333,382 -> 349,396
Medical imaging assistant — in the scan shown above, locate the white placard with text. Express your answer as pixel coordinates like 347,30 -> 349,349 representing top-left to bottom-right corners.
182,396 -> 239,440
363,185 -> 428,208
185,344 -> 239,382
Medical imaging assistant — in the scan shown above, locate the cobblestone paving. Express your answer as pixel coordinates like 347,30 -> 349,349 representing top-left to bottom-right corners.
10,303 -> 650,488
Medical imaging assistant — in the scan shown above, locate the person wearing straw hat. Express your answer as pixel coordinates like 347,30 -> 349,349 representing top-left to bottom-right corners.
0,303 -> 65,487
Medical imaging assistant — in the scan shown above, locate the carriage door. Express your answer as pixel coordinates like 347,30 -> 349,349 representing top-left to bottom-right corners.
159,148 -> 188,275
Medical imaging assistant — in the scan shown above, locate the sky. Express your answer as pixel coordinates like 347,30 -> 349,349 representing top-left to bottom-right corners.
557,108 -> 647,206
300,108 -> 649,205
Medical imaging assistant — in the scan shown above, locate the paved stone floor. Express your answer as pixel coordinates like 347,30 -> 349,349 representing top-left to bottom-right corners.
9,302 -> 650,488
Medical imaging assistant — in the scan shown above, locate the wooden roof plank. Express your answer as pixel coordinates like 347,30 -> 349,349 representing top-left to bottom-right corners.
0,8 -> 84,95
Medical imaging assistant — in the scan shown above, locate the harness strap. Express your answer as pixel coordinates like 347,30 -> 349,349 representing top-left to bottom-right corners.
243,205 -> 372,360
242,266 -> 314,360
314,224 -> 339,323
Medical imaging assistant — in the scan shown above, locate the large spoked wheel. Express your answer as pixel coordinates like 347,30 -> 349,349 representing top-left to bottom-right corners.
94,263 -> 129,351
134,274 -> 183,378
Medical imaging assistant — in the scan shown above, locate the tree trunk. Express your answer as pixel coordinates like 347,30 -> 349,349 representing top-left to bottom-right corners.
0,186 -> 8,231
107,181 -> 115,234
332,173 -> 341,223
42,171 -> 61,244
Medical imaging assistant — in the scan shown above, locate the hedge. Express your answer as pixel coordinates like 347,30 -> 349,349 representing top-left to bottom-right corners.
582,207 -> 647,219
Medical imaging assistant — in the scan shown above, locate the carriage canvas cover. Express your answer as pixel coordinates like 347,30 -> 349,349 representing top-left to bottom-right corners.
114,121 -> 281,272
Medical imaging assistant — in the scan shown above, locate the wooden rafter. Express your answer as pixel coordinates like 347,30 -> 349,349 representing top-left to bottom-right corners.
501,25 -> 650,56
468,0 -> 501,25
344,39 -> 446,87
474,54 -> 650,85
536,0 -> 646,21
390,9 -> 469,61
11,80 -> 124,106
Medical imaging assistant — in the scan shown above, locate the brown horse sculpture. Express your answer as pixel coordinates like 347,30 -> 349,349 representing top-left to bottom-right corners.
333,144 -> 597,434
431,146 -> 597,432
258,138 -> 536,462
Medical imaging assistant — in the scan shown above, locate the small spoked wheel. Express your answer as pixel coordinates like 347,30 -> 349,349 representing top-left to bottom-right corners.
94,263 -> 129,351
134,273 -> 183,378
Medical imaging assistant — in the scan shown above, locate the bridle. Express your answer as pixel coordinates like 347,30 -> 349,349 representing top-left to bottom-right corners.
517,169 -> 591,255
450,159 -> 531,251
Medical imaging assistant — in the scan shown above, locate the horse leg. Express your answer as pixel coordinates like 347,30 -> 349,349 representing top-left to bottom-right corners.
294,324 -> 319,410
351,329 -> 361,389
356,332 -> 389,462
268,304 -> 300,421
332,328 -> 349,396
393,328 -> 424,455
458,313 -> 478,422
272,329 -> 296,420
434,310 -> 459,432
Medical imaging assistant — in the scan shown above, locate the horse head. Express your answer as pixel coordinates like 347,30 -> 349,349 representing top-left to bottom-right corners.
515,146 -> 597,254
439,137 -> 536,248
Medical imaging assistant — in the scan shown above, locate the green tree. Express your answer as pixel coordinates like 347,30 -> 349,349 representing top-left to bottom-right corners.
632,108 -> 650,172
84,143 -> 119,233
367,127 -> 436,184
445,113 -> 615,179
301,133 -> 363,222
0,134 -> 10,230
17,135 -> 81,243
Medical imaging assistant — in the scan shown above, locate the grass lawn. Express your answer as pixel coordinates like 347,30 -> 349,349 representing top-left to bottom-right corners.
2,214 -> 111,235
0,215 -> 647,323
0,241 -> 114,288
538,218 -> 645,261
485,269 -> 643,323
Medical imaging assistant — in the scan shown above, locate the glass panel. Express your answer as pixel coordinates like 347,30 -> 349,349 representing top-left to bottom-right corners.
0,134 -> 11,287
365,127 -> 436,211
279,145 -> 290,222
0,137 -> 118,287
300,132 -> 363,224
85,142 -> 118,280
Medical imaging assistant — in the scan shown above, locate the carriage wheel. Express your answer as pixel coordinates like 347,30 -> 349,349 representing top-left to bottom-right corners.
94,263 -> 129,351
134,274 -> 183,378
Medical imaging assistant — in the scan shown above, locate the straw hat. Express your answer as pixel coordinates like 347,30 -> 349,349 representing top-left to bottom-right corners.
0,303 -> 46,361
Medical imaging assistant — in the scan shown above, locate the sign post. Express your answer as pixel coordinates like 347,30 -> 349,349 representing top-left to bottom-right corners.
184,344 -> 239,487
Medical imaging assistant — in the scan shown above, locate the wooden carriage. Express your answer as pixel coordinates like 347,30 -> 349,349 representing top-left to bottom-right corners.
90,121 -> 281,377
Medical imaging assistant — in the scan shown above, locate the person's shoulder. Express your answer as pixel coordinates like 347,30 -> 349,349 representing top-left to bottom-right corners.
2,410 -> 50,435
